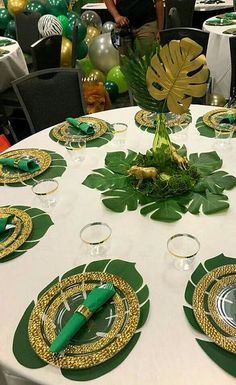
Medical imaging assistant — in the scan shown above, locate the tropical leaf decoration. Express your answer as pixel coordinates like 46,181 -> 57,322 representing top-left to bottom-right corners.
4,150 -> 67,188
13,259 -> 149,381
82,149 -> 236,222
0,205 -> 54,263
184,253 -> 236,377
196,116 -> 236,138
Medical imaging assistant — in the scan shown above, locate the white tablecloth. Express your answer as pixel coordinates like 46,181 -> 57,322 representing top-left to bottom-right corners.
0,105 -> 236,385
203,17 -> 236,99
0,37 -> 28,93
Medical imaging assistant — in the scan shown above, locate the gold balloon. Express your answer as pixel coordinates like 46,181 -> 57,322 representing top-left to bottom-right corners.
86,26 -> 100,40
61,37 -> 72,67
8,0 -> 27,16
87,69 -> 106,83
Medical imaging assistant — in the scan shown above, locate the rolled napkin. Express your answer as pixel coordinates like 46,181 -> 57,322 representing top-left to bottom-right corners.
0,157 -> 40,172
206,18 -> 230,25
219,112 -> 236,125
50,283 -> 116,353
0,39 -> 15,46
66,117 -> 95,135
224,12 -> 236,18
0,215 -> 14,233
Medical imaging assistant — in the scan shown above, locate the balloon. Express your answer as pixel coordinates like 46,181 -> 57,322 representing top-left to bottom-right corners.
57,14 -> 69,36
88,33 -> 119,73
81,10 -> 102,30
106,66 -> 128,94
26,1 -> 47,15
66,18 -> 86,41
0,8 -> 12,30
3,0 -> 8,8
102,21 -> 115,33
77,40 -> 88,60
7,0 -> 27,16
38,14 -> 62,37
66,11 -> 79,23
4,28 -> 15,38
6,18 -> 15,33
47,0 -> 67,16
78,57 -> 94,76
61,36 -> 72,66
104,80 -> 119,101
86,26 -> 100,40
87,69 -> 105,83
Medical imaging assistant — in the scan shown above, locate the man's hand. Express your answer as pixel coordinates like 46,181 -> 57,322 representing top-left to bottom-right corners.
115,15 -> 129,27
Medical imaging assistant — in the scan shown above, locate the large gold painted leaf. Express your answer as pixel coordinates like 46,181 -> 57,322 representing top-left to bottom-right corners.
146,38 -> 209,115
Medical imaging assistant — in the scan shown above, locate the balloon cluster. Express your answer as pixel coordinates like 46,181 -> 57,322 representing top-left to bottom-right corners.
0,2 -> 128,98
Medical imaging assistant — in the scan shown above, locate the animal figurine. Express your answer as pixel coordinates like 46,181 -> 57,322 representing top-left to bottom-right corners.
171,145 -> 188,169
82,81 -> 112,114
128,165 -> 158,188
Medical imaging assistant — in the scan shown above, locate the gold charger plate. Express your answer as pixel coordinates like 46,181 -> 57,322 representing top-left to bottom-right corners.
0,207 -> 32,259
0,149 -> 51,184
28,271 -> 140,369
135,109 -> 189,130
193,264 -> 236,354
51,117 -> 109,143
202,108 -> 236,130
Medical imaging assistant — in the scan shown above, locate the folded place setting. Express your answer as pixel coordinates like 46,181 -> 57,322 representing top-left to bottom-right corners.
205,17 -> 235,26
0,38 -> 16,47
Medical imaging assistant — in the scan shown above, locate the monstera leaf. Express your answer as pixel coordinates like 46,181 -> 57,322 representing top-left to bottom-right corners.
0,205 -> 54,263
146,38 -> 209,115
184,253 -> 236,377
13,259 -> 149,381
196,116 -> 236,138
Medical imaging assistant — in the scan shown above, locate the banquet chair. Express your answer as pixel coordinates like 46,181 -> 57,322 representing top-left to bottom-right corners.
164,0 -> 196,29
71,19 -> 79,68
168,8 -> 181,28
12,68 -> 87,134
229,36 -> 236,103
31,35 -> 62,71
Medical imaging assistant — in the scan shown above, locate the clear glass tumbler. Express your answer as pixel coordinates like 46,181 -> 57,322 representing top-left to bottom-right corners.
167,233 -> 200,271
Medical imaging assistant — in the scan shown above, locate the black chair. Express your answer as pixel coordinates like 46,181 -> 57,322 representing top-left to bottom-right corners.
164,0 -> 196,29
160,27 -> 209,55
71,19 -> 79,68
229,36 -> 236,102
168,7 -> 181,28
31,35 -> 62,71
12,68 -> 87,134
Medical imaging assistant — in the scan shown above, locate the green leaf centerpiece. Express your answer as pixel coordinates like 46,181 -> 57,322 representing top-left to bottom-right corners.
82,37 -> 236,221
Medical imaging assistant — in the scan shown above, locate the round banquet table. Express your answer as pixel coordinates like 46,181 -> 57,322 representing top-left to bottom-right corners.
1,104 -> 236,385
0,37 -> 28,93
203,16 -> 236,99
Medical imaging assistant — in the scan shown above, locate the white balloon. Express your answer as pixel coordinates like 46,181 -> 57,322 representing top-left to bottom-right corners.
38,14 -> 62,37
102,21 -> 115,33
88,32 -> 119,73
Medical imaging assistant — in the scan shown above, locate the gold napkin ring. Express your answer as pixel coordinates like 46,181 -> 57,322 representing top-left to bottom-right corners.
13,159 -> 20,168
76,304 -> 92,320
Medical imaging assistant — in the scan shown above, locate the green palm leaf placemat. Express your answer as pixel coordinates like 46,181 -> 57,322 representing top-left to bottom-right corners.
0,205 -> 53,263
13,259 -> 150,381
196,117 -> 236,138
82,149 -> 236,222
184,253 -> 236,377
135,110 -> 192,134
0,150 -> 67,187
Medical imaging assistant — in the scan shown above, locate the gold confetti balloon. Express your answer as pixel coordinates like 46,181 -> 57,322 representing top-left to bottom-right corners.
8,0 -> 27,16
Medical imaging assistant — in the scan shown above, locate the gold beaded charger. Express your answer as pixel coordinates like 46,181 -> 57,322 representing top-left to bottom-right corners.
135,109 -> 190,130
202,108 -> 236,131
50,117 -> 109,144
192,264 -> 236,354
28,271 -> 140,369
0,149 -> 51,184
0,207 -> 32,259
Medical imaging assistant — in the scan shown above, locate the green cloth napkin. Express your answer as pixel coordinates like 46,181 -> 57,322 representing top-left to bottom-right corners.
224,12 -> 236,18
0,215 -> 14,233
66,117 -> 95,135
206,18 -> 230,25
0,39 -> 15,46
0,157 -> 40,173
50,283 -> 116,353
219,112 -> 236,125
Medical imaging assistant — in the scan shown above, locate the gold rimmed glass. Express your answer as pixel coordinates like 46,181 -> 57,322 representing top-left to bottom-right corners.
111,123 -> 128,147
32,179 -> 59,209
213,123 -> 235,151
65,137 -> 86,163
80,222 -> 112,257
167,233 -> 200,271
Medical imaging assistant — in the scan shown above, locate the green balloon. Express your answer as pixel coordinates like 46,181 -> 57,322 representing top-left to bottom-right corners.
6,19 -> 15,34
66,17 -> 86,41
77,41 -> 88,60
104,80 -> 119,101
58,14 -> 69,36
66,11 -> 79,22
26,1 -> 47,15
0,8 -> 11,30
106,66 -> 128,94
3,0 -> 8,8
47,0 -> 68,16
77,57 -> 94,76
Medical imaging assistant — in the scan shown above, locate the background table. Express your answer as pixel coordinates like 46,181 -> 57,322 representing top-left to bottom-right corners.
0,37 -> 28,93
0,105 -> 236,385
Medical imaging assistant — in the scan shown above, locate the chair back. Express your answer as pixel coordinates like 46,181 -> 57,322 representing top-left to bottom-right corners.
168,7 -> 181,28
31,35 -> 62,71
229,36 -> 236,99
165,0 -> 196,28
160,27 -> 209,55
12,68 -> 86,134
15,11 -> 41,54
71,19 -> 79,68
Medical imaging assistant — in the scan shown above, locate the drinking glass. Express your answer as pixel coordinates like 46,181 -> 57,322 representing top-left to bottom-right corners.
213,123 -> 234,150
65,137 -> 86,163
111,123 -> 128,147
32,179 -> 59,209
167,233 -> 200,271
80,222 -> 112,257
